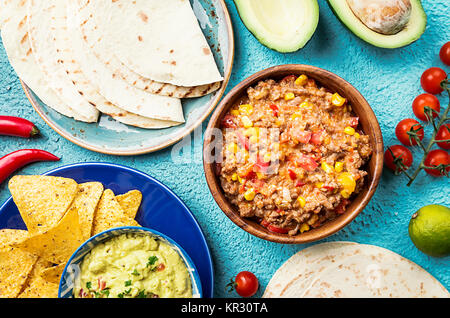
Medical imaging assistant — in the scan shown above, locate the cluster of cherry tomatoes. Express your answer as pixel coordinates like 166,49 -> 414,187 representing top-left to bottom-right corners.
385,42 -> 450,178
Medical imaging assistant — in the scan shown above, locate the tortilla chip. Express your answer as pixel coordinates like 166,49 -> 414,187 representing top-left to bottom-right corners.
0,247 -> 38,298
0,229 -> 29,249
68,182 -> 104,240
40,263 -> 66,285
9,176 -> 78,234
116,190 -> 142,219
18,276 -> 58,298
92,189 -> 137,235
14,207 -> 84,264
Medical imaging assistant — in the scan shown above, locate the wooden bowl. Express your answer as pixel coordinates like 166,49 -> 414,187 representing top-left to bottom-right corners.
203,64 -> 384,244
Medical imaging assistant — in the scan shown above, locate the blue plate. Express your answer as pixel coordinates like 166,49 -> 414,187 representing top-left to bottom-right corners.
22,0 -> 234,155
0,163 -> 214,298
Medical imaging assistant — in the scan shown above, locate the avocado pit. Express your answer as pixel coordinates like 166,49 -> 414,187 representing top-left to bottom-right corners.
346,0 -> 412,35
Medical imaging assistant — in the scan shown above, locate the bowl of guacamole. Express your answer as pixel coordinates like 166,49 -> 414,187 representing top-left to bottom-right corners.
58,227 -> 202,298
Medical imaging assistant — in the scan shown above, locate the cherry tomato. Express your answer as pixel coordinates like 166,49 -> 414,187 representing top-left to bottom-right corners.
384,145 -> 413,173
412,94 -> 441,121
436,124 -> 450,150
229,271 -> 259,298
395,119 -> 424,146
440,42 -> 450,66
424,149 -> 450,177
421,67 -> 447,95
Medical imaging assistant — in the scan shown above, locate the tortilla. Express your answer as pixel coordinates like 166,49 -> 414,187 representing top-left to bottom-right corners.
9,175 -> 78,234
40,263 -> 66,285
14,206 -> 84,264
75,0 -> 220,98
0,0 -> 77,119
26,0 -> 99,122
0,229 -> 29,249
0,247 -> 38,298
92,189 -> 140,235
264,242 -> 450,298
80,0 -> 223,87
67,182 -> 104,241
116,190 -> 143,219
66,0 -> 185,125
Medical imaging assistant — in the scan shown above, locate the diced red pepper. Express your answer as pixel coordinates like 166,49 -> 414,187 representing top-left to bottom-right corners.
157,263 -> 166,272
269,104 -> 279,117
288,169 -> 297,180
291,129 -> 312,144
236,132 -> 250,151
335,199 -> 351,214
295,181 -> 306,187
261,220 -> 289,234
98,278 -> 106,291
292,153 -> 319,171
310,131 -> 323,146
348,117 -> 359,128
221,115 -> 237,128
322,185 -> 335,191
254,156 -> 270,173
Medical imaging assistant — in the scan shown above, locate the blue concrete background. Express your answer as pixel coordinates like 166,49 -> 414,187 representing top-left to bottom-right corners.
0,0 -> 449,297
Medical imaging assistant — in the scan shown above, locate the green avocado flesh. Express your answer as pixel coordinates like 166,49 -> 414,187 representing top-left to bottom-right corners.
327,0 -> 427,48
234,0 -> 319,53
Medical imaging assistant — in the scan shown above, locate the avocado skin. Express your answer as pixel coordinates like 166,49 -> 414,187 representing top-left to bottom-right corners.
326,0 -> 427,49
233,0 -> 319,53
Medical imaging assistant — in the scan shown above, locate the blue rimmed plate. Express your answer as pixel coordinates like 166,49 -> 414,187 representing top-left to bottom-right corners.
59,227 -> 203,298
22,0 -> 234,155
0,163 -> 214,297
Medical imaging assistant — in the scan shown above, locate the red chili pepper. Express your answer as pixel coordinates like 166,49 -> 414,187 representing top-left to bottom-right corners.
0,149 -> 60,184
0,116 -> 40,138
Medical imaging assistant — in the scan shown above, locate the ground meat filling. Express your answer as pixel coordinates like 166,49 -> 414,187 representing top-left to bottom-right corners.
219,75 -> 372,236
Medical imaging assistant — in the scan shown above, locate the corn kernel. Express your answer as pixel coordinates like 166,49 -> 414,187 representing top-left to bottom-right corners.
231,173 -> 238,181
354,132 -> 361,139
334,162 -> 344,173
244,127 -> 259,137
324,136 -> 331,145
299,101 -> 312,109
237,176 -> 244,184
256,172 -> 265,180
244,188 -> 256,201
284,93 -> 295,101
321,162 -> 334,174
315,182 -> 324,189
239,104 -> 253,115
331,93 -> 346,107
230,109 -> 240,116
241,116 -> 253,128
340,190 -> 351,199
300,223 -> 310,233
338,172 -> 356,193
344,126 -> 355,135
297,196 -> 306,208
227,142 -> 238,153
290,112 -> 302,120
249,135 -> 258,144
295,75 -> 308,86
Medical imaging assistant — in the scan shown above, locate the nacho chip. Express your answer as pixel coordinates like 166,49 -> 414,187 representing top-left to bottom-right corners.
0,247 -> 38,298
92,189 -> 138,235
68,182 -> 104,240
116,190 -> 142,219
18,276 -> 58,298
14,207 -> 84,264
9,176 -> 78,234
0,229 -> 29,249
40,263 -> 66,285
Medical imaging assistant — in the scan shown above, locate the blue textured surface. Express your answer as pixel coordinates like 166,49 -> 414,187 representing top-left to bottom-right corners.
0,0 -> 449,297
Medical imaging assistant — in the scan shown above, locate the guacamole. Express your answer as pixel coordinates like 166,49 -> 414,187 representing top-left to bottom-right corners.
74,233 -> 192,298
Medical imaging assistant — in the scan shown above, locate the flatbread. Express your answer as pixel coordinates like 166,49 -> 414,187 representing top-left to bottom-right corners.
92,189 -> 139,235
27,0 -> 99,122
67,182 -> 104,241
0,247 -> 38,298
66,0 -> 185,124
14,206 -> 85,264
75,0 -> 221,98
82,0 -> 223,86
264,242 -> 450,298
0,0 -> 78,119
116,190 -> 143,219
9,175 -> 78,234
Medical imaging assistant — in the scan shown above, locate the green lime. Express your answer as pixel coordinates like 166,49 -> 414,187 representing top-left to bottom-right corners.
408,204 -> 450,257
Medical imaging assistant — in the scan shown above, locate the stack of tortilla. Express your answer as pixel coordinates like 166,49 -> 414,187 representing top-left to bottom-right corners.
0,175 -> 143,298
0,0 -> 223,129
264,242 -> 449,298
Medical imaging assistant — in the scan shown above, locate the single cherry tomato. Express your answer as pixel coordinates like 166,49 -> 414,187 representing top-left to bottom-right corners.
395,119 -> 424,146
412,94 -> 441,121
227,271 -> 259,298
436,124 -> 450,150
440,42 -> 450,66
421,67 -> 447,95
424,149 -> 450,177
384,145 -> 413,174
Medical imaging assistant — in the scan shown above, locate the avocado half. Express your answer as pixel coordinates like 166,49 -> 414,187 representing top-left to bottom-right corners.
327,0 -> 427,48
234,0 -> 320,53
